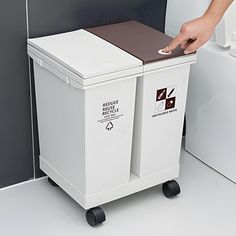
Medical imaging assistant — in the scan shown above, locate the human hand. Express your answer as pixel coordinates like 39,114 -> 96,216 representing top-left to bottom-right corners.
162,16 -> 217,54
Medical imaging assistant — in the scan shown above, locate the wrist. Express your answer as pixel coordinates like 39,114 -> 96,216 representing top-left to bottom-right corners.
202,11 -> 223,27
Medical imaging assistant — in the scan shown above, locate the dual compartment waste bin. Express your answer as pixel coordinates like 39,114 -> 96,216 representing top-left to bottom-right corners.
28,21 -> 196,227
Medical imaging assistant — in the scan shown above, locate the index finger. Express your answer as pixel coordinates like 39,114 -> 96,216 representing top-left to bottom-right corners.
162,34 -> 186,53
168,34 -> 186,51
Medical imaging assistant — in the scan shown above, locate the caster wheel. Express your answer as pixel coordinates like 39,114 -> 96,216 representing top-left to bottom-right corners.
86,207 -> 106,227
162,180 -> 180,198
48,177 -> 58,187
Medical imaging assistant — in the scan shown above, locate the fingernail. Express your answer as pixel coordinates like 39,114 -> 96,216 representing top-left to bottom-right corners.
163,46 -> 170,52
184,50 -> 190,54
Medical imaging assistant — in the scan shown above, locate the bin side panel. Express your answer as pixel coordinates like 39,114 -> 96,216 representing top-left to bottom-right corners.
34,62 -> 86,193
132,65 -> 190,177
84,77 -> 137,195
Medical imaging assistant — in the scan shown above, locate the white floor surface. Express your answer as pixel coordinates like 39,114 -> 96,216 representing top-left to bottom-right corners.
0,148 -> 236,236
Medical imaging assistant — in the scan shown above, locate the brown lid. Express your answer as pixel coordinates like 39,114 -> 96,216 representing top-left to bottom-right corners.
86,20 -> 186,64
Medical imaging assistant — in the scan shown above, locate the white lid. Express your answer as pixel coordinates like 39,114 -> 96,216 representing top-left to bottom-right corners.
215,1 -> 236,47
28,29 -> 142,79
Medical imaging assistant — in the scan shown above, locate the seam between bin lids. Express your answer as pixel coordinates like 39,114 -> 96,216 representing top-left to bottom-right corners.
85,28 -> 146,65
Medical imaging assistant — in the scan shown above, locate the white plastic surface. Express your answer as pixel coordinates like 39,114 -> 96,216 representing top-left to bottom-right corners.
28,45 -> 142,87
186,43 -> 236,183
131,63 -> 193,177
215,1 -> 236,47
144,54 -> 196,72
34,61 -> 137,195
40,156 -> 179,209
28,29 -> 142,80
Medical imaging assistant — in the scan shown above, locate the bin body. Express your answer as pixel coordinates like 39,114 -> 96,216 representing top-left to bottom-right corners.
87,21 -> 196,177
28,29 -> 142,196
34,62 -> 137,194
132,63 -> 190,177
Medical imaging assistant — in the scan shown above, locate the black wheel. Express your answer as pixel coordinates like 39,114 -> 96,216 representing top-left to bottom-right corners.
86,207 -> 106,227
48,177 -> 58,187
162,180 -> 180,198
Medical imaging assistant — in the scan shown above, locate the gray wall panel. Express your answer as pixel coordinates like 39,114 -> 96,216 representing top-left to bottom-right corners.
28,0 -> 167,178
28,0 -> 167,38
0,0 -> 168,187
0,0 -> 33,187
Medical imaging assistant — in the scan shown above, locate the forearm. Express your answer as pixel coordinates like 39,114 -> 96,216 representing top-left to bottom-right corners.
203,0 -> 233,25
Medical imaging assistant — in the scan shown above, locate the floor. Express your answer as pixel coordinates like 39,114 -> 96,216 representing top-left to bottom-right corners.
0,148 -> 236,236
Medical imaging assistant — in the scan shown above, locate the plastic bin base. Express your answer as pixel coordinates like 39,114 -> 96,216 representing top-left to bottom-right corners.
40,156 -> 179,209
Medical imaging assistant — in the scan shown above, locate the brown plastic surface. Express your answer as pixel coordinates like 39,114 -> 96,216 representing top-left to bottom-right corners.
86,20 -> 186,64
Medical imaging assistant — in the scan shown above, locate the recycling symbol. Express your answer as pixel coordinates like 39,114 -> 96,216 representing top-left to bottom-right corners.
106,122 -> 114,131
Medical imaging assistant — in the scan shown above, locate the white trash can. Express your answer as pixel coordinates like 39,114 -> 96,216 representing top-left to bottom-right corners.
28,30 -> 142,200
28,22 -> 196,227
